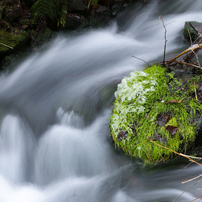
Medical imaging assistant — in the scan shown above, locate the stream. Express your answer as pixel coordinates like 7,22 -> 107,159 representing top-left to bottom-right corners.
1,0 -> 202,201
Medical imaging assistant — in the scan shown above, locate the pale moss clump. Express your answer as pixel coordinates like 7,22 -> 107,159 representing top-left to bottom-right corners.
110,65 -> 202,164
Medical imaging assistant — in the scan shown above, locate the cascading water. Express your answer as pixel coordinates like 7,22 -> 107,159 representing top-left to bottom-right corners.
1,0 -> 202,201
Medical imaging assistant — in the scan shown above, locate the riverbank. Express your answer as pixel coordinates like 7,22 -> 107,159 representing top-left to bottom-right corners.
0,0 -> 145,69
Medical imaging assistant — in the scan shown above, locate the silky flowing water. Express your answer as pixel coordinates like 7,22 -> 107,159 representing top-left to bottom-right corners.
1,0 -> 202,201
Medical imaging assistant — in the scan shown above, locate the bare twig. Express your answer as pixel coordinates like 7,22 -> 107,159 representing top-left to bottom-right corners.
188,28 -> 193,46
165,44 -> 202,65
187,29 -> 202,68
0,43 -> 13,49
173,179 -> 202,202
147,137 -> 202,167
132,56 -> 149,66
191,194 -> 202,202
158,16 -> 167,67
182,174 -> 202,184
168,60 -> 202,70
194,82 -> 198,100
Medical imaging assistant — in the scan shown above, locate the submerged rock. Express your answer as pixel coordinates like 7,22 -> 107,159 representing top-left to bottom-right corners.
110,65 -> 202,164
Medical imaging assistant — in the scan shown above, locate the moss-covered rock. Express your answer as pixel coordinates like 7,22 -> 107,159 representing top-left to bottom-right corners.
184,21 -> 202,42
0,29 -> 29,54
110,65 -> 202,164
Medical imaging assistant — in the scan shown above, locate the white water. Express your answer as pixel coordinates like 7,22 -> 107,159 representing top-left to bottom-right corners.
0,0 -> 202,201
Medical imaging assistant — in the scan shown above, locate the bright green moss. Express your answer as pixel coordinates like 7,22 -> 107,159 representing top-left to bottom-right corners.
110,65 -> 202,164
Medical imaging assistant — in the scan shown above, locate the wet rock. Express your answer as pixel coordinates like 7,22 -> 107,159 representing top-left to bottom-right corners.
64,13 -> 89,30
111,1 -> 127,17
2,1 -> 21,24
30,27 -> 54,48
0,29 -> 29,55
19,18 -> 37,30
0,2 -> 6,20
90,6 -> 111,27
184,21 -> 202,42
67,0 -> 86,12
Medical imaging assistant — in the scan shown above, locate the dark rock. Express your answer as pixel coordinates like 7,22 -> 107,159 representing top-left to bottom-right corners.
30,27 -> 54,48
0,29 -> 29,55
0,2 -> 6,20
67,0 -> 86,12
111,2 -> 126,17
90,6 -> 111,27
2,2 -> 21,24
184,21 -> 202,42
64,13 -> 89,30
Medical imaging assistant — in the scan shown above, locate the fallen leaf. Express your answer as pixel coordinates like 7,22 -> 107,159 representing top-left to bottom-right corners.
117,131 -> 128,141
166,125 -> 178,135
153,134 -> 167,144
167,100 -> 182,104
157,114 -> 170,127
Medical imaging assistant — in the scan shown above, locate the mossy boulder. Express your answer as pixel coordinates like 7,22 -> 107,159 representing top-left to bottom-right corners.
110,65 -> 202,164
0,29 -> 29,54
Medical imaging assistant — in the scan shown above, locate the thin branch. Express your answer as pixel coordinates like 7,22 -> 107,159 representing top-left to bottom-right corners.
173,179 -> 202,202
165,44 -> 202,65
191,194 -> 202,202
0,43 -> 13,49
194,82 -> 198,100
132,56 -> 149,66
188,28 -> 193,46
182,174 -> 202,184
169,60 -> 202,69
158,16 -> 167,67
187,28 -> 201,67
147,137 -> 202,167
